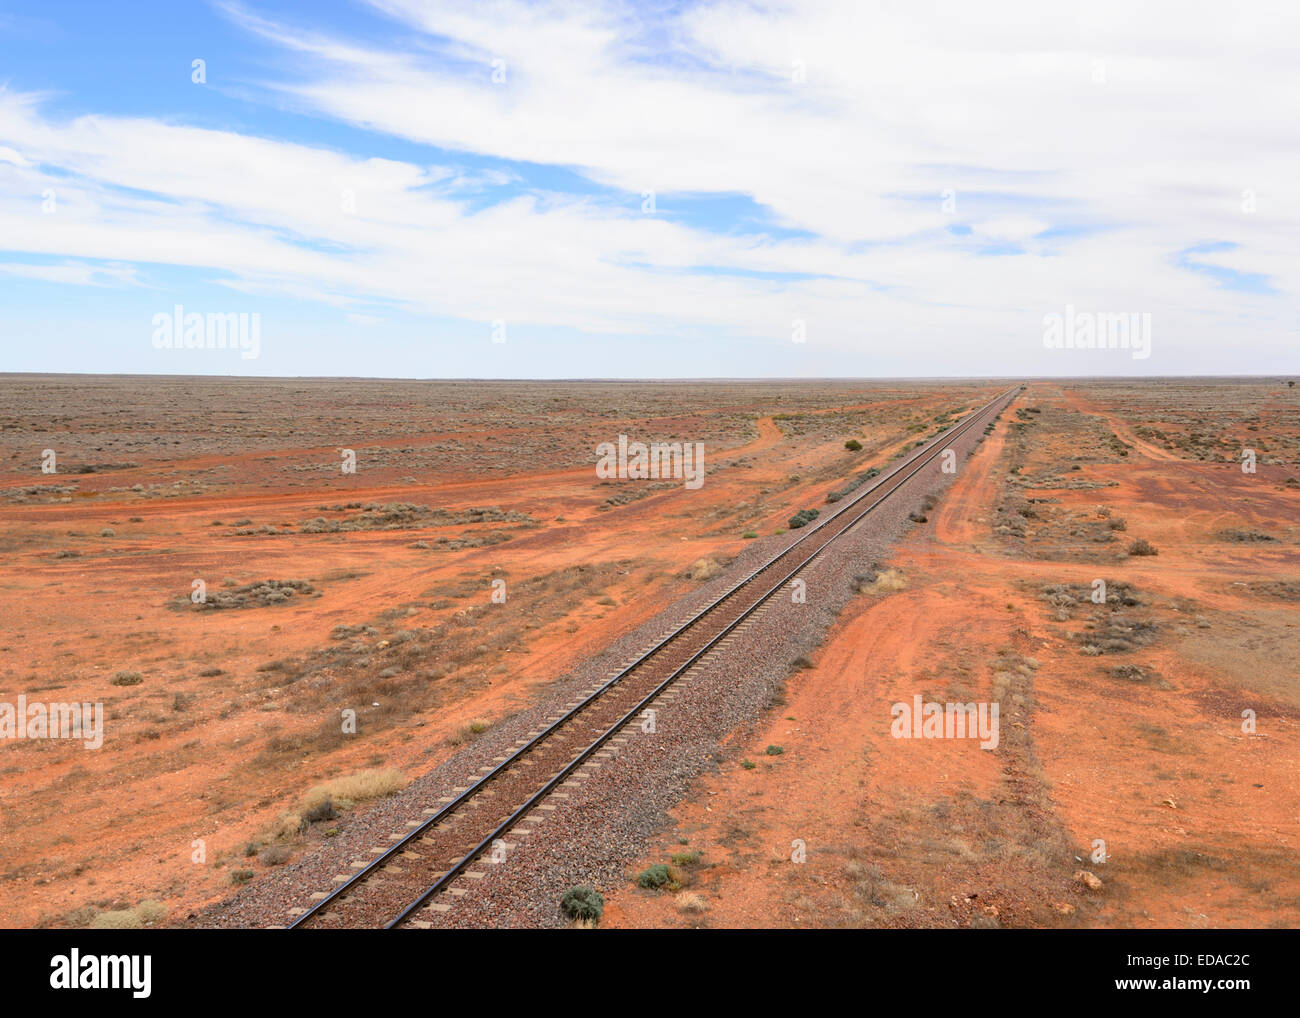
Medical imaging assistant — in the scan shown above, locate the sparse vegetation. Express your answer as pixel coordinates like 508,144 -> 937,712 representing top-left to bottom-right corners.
1215,528 -> 1276,543
855,568 -> 907,594
1107,664 -> 1173,690
300,768 -> 406,816
788,508 -> 820,529
637,864 -> 673,889
8,379 -> 1294,933
87,900 -> 166,929
827,466 -> 880,503
303,797 -> 337,823
178,578 -> 316,611
686,556 -> 724,581
451,718 -> 494,744
560,884 -> 604,922
258,843 -> 293,866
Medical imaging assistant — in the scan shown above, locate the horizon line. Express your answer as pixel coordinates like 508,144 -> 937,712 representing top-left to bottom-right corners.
1,372 -> 1295,384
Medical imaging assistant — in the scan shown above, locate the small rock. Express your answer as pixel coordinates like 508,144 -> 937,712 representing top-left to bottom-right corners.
1075,870 -> 1103,891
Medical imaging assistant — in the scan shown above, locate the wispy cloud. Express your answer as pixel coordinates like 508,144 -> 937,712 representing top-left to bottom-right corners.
0,0 -> 1296,375
0,259 -> 140,288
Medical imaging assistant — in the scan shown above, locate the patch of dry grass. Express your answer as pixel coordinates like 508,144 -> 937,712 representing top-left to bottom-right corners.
857,568 -> 907,594
449,718 -> 494,745
686,556 -> 723,581
301,768 -> 406,814
87,899 -> 167,929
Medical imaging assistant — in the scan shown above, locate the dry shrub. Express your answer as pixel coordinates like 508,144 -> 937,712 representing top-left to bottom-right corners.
301,768 -> 405,814
136,900 -> 167,925
89,910 -> 142,930
88,900 -> 166,929
868,569 -> 908,593
676,892 -> 709,914
271,812 -> 306,839
449,718 -> 493,745
259,843 -> 292,866
687,557 -> 722,581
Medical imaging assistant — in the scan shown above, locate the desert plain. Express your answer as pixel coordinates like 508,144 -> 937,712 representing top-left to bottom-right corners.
0,375 -> 1295,928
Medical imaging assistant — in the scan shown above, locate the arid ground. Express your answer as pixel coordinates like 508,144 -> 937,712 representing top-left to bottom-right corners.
0,376 -> 1295,928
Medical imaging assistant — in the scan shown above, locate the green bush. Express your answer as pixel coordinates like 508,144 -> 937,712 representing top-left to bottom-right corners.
827,467 -> 879,503
637,864 -> 672,889
788,508 -> 820,529
844,439 -> 863,451
765,745 -> 785,756
560,885 -> 604,922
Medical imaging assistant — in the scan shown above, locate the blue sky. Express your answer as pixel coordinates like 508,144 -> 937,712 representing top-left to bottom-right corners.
0,1 -> 1295,378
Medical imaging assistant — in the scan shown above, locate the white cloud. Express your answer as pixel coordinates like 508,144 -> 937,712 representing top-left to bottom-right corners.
1,0 -> 1297,375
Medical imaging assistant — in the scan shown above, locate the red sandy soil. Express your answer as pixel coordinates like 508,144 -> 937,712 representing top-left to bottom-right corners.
0,378 -> 983,927
605,381 -> 1299,929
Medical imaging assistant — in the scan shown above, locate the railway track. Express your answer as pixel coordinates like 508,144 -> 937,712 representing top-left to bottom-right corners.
289,386 -> 1019,928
